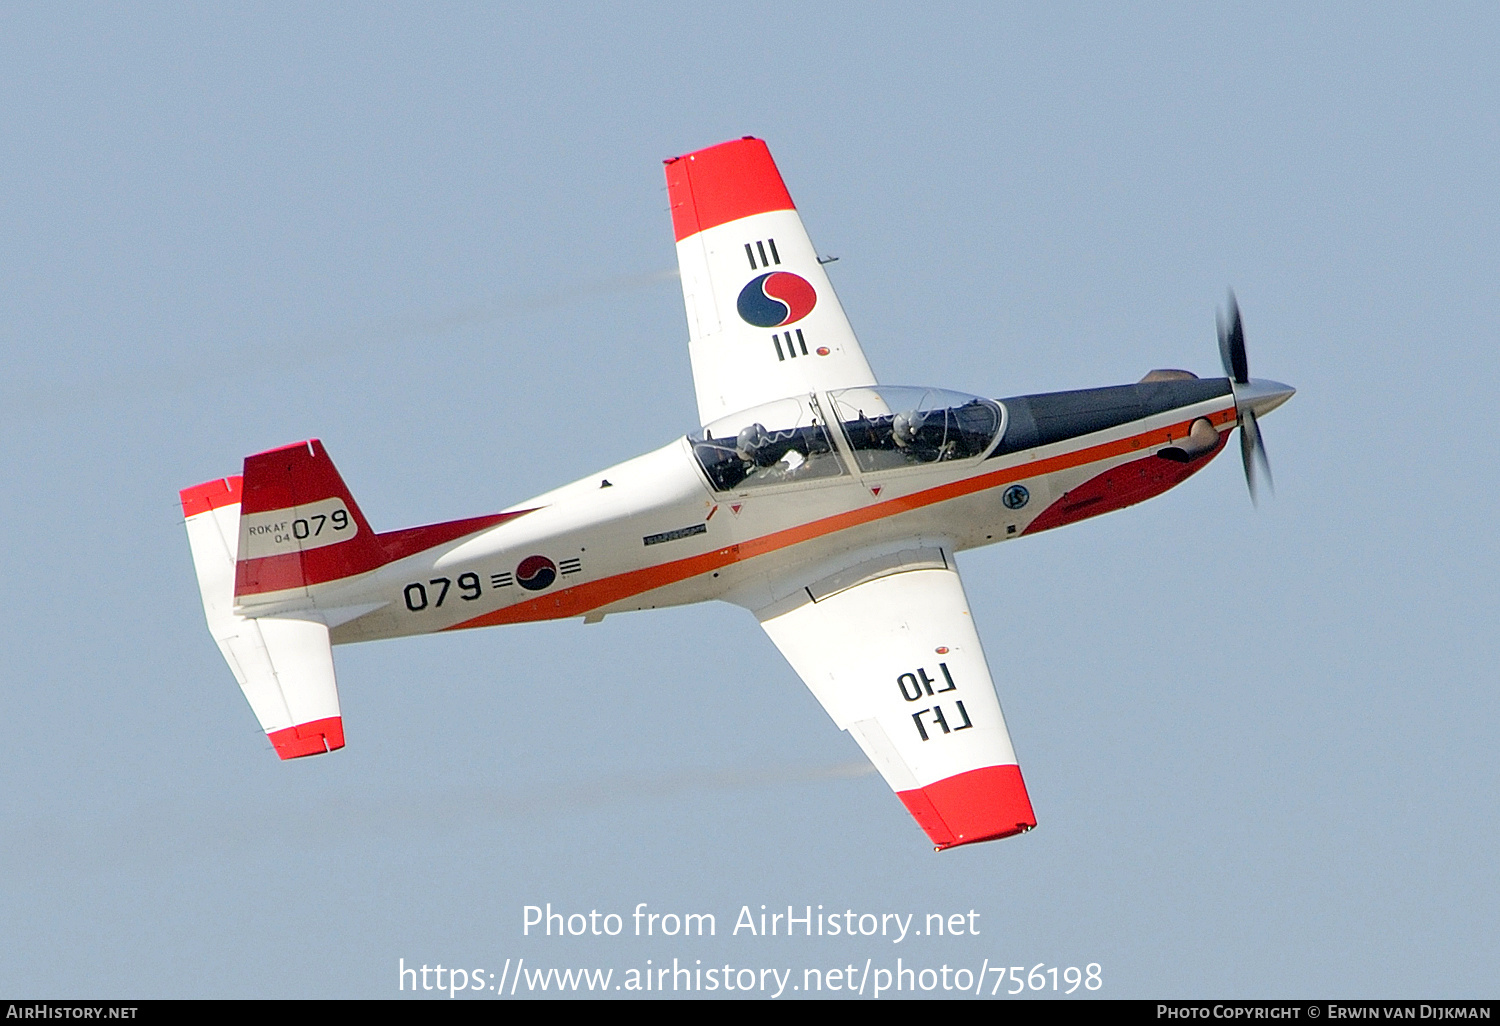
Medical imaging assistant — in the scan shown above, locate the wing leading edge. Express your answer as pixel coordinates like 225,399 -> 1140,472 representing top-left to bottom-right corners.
756,558 -> 1036,849
665,137 -> 876,424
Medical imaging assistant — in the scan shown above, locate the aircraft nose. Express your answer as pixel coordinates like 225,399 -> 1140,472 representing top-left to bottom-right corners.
1235,379 -> 1295,419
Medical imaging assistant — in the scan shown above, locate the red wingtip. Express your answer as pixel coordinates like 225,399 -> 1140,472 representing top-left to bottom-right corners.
179,475 -> 244,518
665,137 -> 795,242
898,764 -> 1037,850
268,716 -> 345,760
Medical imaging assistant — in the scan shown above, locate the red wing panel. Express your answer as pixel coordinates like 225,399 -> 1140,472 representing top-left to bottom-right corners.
267,715 -> 346,760
665,137 -> 796,242
898,765 -> 1036,850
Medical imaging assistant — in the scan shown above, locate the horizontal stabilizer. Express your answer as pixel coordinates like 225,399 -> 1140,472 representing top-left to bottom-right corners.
182,476 -> 345,759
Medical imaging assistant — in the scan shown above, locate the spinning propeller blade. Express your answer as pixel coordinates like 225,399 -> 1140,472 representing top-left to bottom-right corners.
1218,292 -> 1250,385
1218,291 -> 1278,505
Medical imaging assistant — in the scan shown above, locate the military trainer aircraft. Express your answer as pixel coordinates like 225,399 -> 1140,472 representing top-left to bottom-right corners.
181,137 -> 1293,850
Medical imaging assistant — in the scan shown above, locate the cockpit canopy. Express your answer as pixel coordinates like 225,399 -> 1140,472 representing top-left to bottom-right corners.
690,394 -> 845,492
689,387 -> 1004,492
827,386 -> 1004,474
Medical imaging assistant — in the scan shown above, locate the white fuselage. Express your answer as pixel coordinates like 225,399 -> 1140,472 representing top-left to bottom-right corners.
324,383 -> 1240,645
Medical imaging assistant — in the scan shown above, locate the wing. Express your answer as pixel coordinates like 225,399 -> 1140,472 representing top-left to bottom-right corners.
757,557 -> 1035,849
665,137 -> 877,424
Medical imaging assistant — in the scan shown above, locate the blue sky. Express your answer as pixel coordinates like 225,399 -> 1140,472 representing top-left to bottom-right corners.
1,3 -> 1495,998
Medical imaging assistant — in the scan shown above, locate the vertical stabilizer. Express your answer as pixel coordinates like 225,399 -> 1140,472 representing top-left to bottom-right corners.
234,439 -> 387,608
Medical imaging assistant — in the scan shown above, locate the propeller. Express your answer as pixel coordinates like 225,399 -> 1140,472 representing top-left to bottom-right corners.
1217,291 -> 1278,505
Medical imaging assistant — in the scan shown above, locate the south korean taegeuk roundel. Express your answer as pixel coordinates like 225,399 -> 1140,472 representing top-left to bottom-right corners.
736,271 -> 817,328
516,555 -> 557,591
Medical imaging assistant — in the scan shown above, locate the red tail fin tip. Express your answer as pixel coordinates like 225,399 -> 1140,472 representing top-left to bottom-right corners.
234,439 -> 387,599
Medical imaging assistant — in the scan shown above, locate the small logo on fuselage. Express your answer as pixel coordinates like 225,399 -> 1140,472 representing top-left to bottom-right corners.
1003,484 -> 1030,510
737,271 -> 817,327
516,555 -> 557,591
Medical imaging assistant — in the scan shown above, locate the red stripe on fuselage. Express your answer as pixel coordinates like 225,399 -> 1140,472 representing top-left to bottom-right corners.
445,405 -> 1237,631
1022,430 -> 1228,535
378,510 -> 535,563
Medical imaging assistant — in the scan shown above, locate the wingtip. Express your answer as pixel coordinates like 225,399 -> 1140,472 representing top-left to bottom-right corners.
664,137 -> 794,241
899,764 -> 1037,850
268,716 -> 345,759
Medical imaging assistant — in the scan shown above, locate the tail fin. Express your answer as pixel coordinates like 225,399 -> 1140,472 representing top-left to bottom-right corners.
181,475 -> 345,759
234,439 -> 387,608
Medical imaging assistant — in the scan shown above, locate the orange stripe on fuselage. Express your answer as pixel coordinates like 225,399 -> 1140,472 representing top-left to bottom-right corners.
446,405 -> 1237,630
